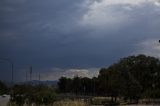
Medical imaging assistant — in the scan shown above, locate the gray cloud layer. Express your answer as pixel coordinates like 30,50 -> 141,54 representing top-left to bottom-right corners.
0,0 -> 160,81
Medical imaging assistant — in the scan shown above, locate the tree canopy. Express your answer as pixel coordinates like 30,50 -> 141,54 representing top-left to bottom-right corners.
58,54 -> 160,101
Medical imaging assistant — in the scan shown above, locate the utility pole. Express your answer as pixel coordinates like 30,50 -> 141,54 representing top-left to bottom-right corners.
0,58 -> 14,101
30,66 -> 32,84
93,77 -> 96,96
26,70 -> 28,82
0,58 -> 14,86
39,74 -> 41,85
11,63 -> 13,86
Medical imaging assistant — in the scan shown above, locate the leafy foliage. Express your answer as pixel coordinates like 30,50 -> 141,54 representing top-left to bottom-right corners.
58,54 -> 160,102
11,84 -> 57,105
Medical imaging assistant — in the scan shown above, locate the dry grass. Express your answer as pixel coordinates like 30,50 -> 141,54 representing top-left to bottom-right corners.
53,100 -> 89,106
91,97 -> 111,105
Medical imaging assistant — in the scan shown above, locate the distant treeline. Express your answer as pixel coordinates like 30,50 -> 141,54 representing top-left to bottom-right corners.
0,54 -> 160,105
58,54 -> 160,101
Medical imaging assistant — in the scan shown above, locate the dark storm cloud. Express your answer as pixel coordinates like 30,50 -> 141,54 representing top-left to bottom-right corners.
0,0 -> 160,81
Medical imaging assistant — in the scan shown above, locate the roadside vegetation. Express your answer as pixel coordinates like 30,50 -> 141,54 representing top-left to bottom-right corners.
10,84 -> 57,106
0,54 -> 160,105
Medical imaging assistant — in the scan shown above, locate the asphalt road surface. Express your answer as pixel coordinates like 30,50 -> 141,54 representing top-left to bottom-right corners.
0,95 -> 10,106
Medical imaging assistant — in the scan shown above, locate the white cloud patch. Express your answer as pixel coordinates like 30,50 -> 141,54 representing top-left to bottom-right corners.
154,0 -> 160,6
81,0 -> 160,28
134,39 -> 160,58
64,68 -> 99,78
30,68 -> 99,81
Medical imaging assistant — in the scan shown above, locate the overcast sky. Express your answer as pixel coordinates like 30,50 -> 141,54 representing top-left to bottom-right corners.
0,0 -> 160,82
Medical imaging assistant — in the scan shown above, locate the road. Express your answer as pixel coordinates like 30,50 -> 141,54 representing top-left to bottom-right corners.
0,95 -> 10,106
